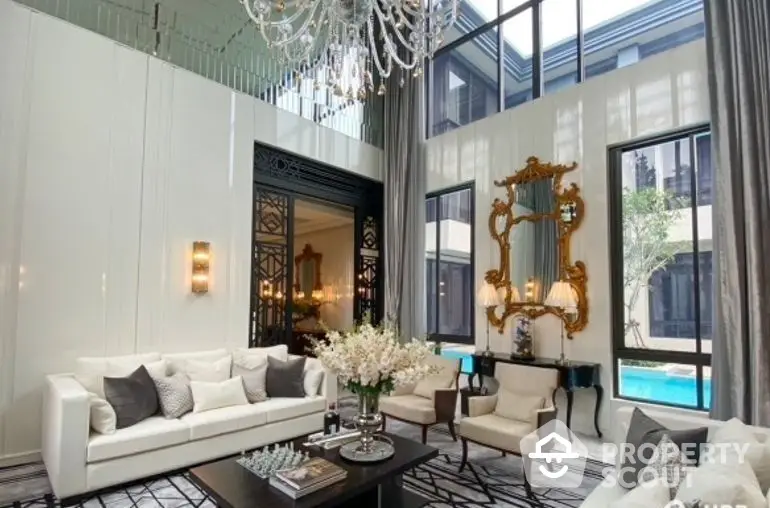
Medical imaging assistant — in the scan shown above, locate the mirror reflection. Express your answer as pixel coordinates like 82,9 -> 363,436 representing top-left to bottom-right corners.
509,179 -> 560,304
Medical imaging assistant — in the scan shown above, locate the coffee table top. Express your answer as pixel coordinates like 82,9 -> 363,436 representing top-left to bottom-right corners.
189,432 -> 438,508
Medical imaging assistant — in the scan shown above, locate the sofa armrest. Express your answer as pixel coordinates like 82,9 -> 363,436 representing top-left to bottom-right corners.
42,374 -> 89,498
468,394 -> 497,417
434,389 -> 458,422
391,383 -> 415,396
534,406 -> 557,428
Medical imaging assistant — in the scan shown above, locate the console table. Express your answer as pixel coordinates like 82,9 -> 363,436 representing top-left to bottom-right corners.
467,352 -> 603,437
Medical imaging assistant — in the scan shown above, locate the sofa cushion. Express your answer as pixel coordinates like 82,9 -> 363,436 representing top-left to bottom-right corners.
104,365 -> 159,429
232,358 -> 268,403
75,353 -> 163,398
413,355 -> 457,400
162,349 -> 229,377
266,356 -> 306,398
190,377 -> 249,414
609,479 -> 672,508
459,414 -> 532,454
185,356 -> 232,383
494,389 -> 545,422
232,345 -> 288,367
181,404 -> 268,440
87,416 -> 189,463
257,396 -> 326,424
580,477 -> 628,508
710,417 -> 770,493
380,395 -> 436,424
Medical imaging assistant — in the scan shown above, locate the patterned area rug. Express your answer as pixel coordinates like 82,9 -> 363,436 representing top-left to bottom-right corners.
0,407 -> 606,507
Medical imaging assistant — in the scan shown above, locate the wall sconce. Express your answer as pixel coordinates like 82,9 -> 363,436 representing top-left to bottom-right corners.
191,241 -> 210,294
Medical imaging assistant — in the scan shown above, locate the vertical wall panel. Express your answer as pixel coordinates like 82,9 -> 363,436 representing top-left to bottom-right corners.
5,12 -> 147,455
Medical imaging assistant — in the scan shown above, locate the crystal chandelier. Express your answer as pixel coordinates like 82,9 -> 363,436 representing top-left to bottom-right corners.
240,0 -> 458,101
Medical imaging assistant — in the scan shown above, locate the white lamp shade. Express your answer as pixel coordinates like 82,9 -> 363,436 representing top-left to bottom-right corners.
508,286 -> 521,303
476,283 -> 501,307
545,281 -> 577,309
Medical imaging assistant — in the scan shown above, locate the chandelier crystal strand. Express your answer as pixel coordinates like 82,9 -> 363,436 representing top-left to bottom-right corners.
240,0 -> 458,101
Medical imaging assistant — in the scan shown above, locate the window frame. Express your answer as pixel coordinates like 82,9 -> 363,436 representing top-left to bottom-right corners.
426,182 -> 476,345
427,0 -> 706,138
608,124 -> 712,411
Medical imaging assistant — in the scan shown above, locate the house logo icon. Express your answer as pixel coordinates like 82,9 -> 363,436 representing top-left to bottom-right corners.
521,419 -> 587,488
529,432 -> 581,479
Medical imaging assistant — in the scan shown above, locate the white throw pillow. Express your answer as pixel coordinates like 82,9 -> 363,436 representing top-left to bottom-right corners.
232,345 -> 289,368
711,417 -> 770,493
303,369 -> 324,397
162,349 -> 229,376
609,479 -> 672,508
493,388 -> 545,422
88,393 -> 116,435
190,377 -> 249,413
185,356 -> 232,382
675,456 -> 766,508
75,353 -> 164,398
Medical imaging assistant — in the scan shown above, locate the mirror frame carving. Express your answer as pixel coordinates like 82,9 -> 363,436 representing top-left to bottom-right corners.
484,156 -> 588,338
294,243 -> 323,294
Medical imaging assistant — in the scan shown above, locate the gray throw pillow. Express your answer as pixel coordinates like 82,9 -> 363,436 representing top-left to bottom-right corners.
232,363 -> 268,403
266,356 -> 306,398
104,365 -> 159,429
619,408 -> 707,488
153,373 -> 193,419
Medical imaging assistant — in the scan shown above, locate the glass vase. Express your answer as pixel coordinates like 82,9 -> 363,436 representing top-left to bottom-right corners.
355,391 -> 382,454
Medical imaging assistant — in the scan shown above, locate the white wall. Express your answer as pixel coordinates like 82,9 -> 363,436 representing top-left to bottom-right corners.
0,0 -> 381,462
425,40 -> 711,437
295,225 -> 356,331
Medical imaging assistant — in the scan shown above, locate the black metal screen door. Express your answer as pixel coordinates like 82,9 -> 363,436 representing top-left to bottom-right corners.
250,186 -> 292,347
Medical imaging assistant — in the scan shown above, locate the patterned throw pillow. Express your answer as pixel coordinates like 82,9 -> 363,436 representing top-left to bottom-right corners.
232,361 -> 268,403
639,434 -> 693,498
153,373 -> 194,419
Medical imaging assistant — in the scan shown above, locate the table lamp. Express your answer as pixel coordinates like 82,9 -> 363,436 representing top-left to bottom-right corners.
545,281 -> 578,365
476,282 -> 502,357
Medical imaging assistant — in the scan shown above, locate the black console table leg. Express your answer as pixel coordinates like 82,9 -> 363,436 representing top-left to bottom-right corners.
565,390 -> 574,430
593,385 -> 604,438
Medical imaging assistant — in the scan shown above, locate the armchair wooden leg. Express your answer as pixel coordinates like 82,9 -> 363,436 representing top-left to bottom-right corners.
459,439 -> 468,473
421,425 -> 427,444
447,420 -> 457,441
522,463 -> 537,501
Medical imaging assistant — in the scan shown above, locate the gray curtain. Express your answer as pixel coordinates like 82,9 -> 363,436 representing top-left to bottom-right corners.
382,72 -> 427,341
706,0 -> 770,423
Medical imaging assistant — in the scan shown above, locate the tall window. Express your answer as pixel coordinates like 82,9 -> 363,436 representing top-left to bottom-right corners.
426,184 -> 475,343
609,127 -> 712,410
428,0 -> 705,137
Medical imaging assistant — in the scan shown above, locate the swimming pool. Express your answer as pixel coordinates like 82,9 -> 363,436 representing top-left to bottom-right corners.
619,366 -> 711,409
439,351 -> 711,408
440,349 -> 475,374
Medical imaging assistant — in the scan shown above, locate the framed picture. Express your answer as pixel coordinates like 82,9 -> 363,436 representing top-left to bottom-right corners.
511,316 -> 535,360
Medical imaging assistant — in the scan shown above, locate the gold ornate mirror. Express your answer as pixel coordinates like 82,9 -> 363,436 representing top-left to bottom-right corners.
485,156 -> 588,338
294,244 -> 322,299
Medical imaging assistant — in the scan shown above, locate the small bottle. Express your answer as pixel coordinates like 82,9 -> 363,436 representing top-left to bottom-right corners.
323,402 -> 340,435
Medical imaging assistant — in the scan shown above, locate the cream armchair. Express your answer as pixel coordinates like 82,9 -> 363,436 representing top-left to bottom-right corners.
380,355 -> 461,443
459,363 -> 559,496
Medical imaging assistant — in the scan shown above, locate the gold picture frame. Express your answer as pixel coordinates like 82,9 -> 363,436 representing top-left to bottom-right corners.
484,156 -> 588,338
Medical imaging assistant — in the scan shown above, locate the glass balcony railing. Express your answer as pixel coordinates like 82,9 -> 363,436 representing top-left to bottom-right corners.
15,0 -> 383,147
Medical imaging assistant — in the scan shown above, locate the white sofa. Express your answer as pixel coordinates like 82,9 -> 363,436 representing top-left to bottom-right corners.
41,349 -> 337,500
580,406 -> 770,507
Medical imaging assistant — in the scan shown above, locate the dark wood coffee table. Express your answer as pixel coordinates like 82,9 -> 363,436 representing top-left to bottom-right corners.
188,432 -> 438,508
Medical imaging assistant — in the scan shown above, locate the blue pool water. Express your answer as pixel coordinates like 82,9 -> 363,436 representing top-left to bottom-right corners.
439,351 -> 711,408
440,349 -> 475,374
619,366 -> 711,409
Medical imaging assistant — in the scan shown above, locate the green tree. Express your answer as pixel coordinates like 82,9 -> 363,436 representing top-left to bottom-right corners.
622,178 -> 686,348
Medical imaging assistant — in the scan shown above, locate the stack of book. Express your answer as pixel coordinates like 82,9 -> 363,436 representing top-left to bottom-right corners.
269,457 -> 347,499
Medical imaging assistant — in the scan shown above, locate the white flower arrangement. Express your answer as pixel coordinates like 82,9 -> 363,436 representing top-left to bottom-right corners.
312,320 -> 435,397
